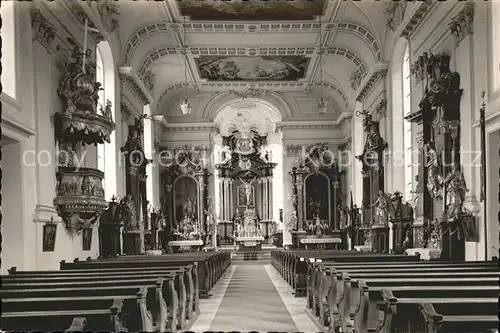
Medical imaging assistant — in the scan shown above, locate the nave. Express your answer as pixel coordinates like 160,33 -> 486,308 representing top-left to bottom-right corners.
2,249 -> 498,332
2,1 -> 500,332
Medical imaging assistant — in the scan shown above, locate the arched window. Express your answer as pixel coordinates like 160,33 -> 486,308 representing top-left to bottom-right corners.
402,45 -> 413,201
96,49 -> 105,173
95,41 -> 117,200
1,1 -> 16,98
492,1 -> 500,91
143,105 -> 154,205
391,40 -> 412,200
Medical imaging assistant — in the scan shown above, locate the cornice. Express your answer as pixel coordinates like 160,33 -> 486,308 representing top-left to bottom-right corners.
162,123 -> 215,132
277,113 -> 352,130
400,2 -> 436,39
31,8 -> 57,51
449,2 -> 474,46
355,64 -> 388,103
118,67 -> 153,106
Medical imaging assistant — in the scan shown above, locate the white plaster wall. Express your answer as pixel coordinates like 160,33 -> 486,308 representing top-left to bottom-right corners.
1,141 -> 25,274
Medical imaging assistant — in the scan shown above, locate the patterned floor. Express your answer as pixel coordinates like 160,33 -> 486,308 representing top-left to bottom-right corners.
190,264 -> 319,332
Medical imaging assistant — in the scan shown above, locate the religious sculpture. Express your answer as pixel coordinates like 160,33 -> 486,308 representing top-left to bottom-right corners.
309,214 -> 324,237
287,210 -> 298,231
239,176 -> 256,206
442,163 -> 467,220
220,145 -> 233,164
119,194 -> 137,231
424,141 -> 443,198
371,190 -> 391,225
338,204 -> 348,229
182,198 -> 195,219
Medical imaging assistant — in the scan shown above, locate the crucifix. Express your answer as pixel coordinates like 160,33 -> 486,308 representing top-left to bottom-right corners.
239,176 -> 256,206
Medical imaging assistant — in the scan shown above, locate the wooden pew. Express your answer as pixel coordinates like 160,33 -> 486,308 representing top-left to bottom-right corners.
379,290 -> 498,333
58,251 -> 230,298
1,287 -> 150,332
306,260 -> 498,332
3,269 -> 190,331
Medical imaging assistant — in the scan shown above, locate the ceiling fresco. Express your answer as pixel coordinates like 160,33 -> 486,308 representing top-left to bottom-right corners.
195,55 -> 310,81
177,0 -> 327,21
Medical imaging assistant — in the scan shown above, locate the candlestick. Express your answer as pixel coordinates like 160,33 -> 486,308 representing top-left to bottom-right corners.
82,19 -> 88,74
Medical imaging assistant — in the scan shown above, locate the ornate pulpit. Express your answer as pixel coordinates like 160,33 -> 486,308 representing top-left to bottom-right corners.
53,43 -> 115,247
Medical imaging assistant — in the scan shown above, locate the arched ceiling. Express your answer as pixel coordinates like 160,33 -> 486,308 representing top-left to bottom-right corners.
111,0 -> 390,121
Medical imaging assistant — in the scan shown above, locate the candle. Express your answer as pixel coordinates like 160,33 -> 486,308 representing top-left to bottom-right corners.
82,19 -> 88,74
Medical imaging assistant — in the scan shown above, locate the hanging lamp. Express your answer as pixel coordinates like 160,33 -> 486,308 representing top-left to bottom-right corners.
317,14 -> 327,114
180,16 -> 192,115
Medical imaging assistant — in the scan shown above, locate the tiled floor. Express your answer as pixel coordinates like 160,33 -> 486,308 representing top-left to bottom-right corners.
190,264 -> 319,332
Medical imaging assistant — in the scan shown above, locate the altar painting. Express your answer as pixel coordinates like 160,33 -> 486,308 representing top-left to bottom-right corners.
174,176 -> 198,223
178,0 -> 327,21
305,173 -> 329,220
195,55 -> 310,81
237,183 -> 255,207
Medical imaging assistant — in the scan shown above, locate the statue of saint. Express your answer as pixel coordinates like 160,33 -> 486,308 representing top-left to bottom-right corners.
313,215 -> 324,237
425,142 -> 442,198
371,190 -> 390,225
442,163 -> 467,220
183,198 -> 195,218
338,205 -> 348,229
120,194 -> 137,230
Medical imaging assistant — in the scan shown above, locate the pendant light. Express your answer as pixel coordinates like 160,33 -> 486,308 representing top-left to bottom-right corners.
180,16 -> 192,115
317,14 -> 327,114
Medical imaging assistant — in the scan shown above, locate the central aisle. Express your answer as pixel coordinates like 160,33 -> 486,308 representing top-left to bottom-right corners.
209,265 -> 299,331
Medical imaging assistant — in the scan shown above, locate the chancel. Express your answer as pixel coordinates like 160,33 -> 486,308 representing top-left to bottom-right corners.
1,0 -> 499,332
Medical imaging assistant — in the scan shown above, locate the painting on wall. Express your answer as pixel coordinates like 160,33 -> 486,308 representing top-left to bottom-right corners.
195,55 -> 310,81
178,0 -> 327,21
174,176 -> 198,224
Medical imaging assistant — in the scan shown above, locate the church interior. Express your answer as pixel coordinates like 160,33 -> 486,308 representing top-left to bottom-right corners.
1,0 -> 499,331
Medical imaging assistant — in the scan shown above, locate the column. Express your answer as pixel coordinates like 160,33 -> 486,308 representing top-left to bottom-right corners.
224,178 -> 230,221
332,181 -> 340,230
32,42 -> 62,224
452,13 -> 481,260
228,178 -> 234,219
263,177 -> 269,220
219,177 -> 224,221
196,172 -> 206,232
270,176 -> 273,220
296,169 -> 308,230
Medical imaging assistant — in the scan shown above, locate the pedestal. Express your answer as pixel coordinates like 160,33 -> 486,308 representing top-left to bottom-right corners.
290,230 -> 307,249
98,222 -> 121,258
371,225 -> 389,253
123,231 -> 141,255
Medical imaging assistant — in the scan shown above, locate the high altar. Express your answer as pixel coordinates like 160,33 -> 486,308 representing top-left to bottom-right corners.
214,112 -> 278,249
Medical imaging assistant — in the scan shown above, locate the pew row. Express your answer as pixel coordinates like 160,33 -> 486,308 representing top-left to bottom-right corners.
2,252 -> 231,332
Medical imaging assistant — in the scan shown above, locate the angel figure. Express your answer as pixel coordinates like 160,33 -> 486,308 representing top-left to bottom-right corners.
219,145 -> 233,164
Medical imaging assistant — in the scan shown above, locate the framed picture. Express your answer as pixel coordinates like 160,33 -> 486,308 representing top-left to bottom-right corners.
462,214 -> 478,242
43,223 -> 57,252
82,227 -> 92,251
